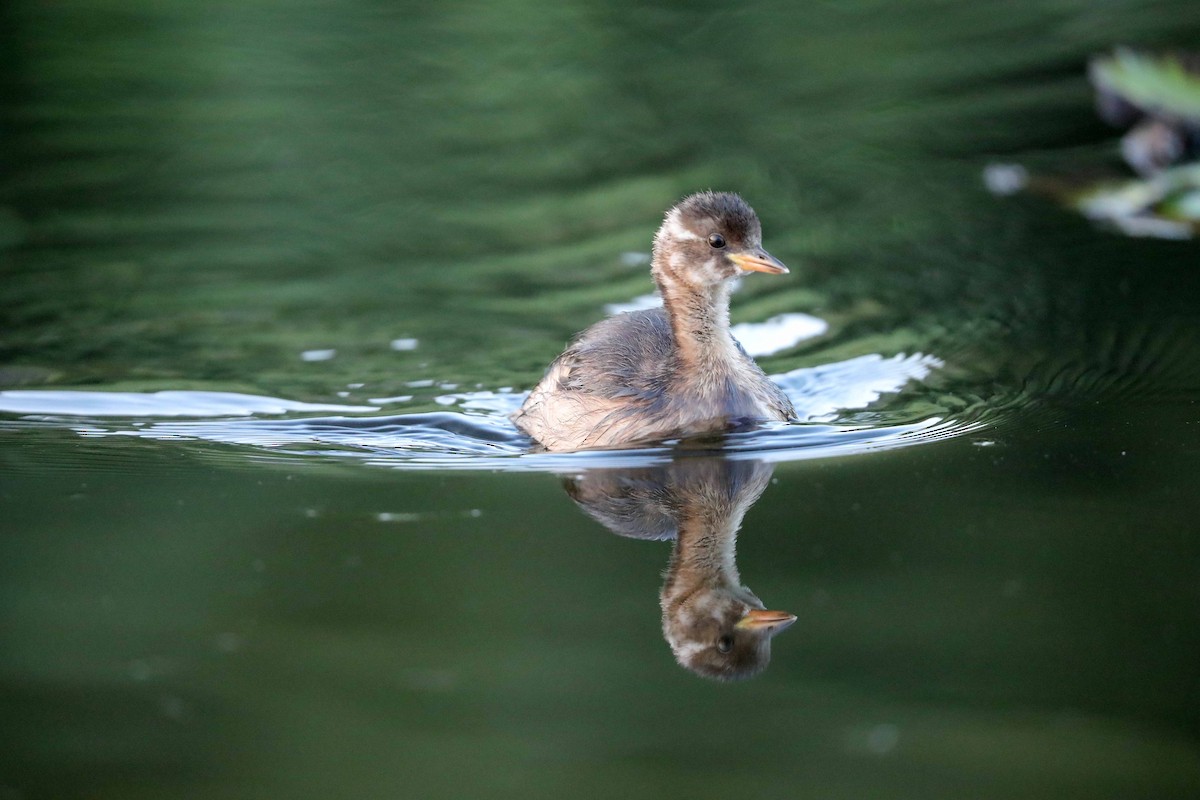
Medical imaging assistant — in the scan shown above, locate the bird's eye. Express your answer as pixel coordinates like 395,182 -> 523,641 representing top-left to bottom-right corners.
708,233 -> 726,249
716,635 -> 733,654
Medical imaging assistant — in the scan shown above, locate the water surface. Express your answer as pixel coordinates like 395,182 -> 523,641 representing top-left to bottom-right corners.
2,2 -> 1199,798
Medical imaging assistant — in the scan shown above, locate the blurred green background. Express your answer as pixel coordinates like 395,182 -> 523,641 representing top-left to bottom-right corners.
2,1 -> 1200,798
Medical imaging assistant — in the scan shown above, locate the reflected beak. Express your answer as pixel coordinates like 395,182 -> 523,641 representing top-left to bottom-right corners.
729,250 -> 789,275
735,609 -> 798,633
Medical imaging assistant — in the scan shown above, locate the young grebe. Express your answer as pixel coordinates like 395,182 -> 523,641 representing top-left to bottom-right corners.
512,192 -> 795,452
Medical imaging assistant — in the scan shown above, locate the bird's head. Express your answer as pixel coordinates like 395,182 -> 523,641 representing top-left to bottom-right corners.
651,191 -> 789,289
663,582 -> 796,681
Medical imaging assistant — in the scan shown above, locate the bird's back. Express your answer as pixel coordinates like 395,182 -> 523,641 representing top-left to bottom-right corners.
512,309 -> 793,451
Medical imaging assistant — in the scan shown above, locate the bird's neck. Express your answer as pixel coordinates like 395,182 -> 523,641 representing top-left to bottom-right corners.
661,503 -> 744,606
656,278 -> 739,369
658,461 -> 773,609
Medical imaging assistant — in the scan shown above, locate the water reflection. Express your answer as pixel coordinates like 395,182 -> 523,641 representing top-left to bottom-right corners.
565,457 -> 794,680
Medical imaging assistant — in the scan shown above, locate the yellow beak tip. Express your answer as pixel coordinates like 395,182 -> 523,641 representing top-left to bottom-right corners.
730,252 -> 789,275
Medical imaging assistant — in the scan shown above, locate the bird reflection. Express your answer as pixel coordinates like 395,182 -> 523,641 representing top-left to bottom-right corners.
563,457 -> 795,680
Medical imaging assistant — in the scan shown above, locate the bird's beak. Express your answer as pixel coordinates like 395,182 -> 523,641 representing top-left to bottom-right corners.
729,250 -> 789,275
735,608 -> 797,633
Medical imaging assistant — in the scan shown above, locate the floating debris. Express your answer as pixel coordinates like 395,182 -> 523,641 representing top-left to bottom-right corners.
986,49 -> 1200,240
1074,163 -> 1200,238
1090,48 -> 1200,175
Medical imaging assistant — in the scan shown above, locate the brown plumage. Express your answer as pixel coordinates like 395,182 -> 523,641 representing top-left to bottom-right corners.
564,457 -> 796,681
512,192 -> 795,452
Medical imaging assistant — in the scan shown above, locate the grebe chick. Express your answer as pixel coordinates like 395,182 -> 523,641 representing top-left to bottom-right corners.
512,191 -> 795,452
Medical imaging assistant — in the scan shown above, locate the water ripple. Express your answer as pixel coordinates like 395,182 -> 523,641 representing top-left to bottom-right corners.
0,352 -> 982,473
0,390 -> 377,417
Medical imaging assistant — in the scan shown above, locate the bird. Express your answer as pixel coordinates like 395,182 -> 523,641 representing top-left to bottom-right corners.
511,191 -> 796,452
564,457 -> 796,681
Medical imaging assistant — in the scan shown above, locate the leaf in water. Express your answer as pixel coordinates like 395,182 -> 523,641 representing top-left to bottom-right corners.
1072,163 -> 1200,239
1090,48 -> 1200,122
989,47 -> 1200,241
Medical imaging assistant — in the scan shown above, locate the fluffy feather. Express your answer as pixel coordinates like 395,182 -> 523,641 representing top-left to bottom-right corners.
512,192 -> 794,452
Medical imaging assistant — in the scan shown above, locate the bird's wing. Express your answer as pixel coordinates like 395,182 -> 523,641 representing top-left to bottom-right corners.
558,310 -> 674,402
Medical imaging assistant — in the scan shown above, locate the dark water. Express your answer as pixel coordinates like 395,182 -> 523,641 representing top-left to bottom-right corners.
3,2 -> 1200,798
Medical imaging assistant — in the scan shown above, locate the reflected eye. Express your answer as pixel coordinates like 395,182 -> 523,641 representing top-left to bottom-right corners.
716,635 -> 733,654
708,233 -> 726,249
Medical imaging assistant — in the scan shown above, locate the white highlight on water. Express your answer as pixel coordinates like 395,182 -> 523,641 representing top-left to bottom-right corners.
732,313 -> 828,356
0,390 -> 378,417
604,293 -> 663,315
367,394 -> 414,404
774,353 -> 943,422
602,296 -> 827,357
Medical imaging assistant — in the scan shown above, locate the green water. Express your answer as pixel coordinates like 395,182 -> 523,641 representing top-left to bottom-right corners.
3,1 -> 1200,798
